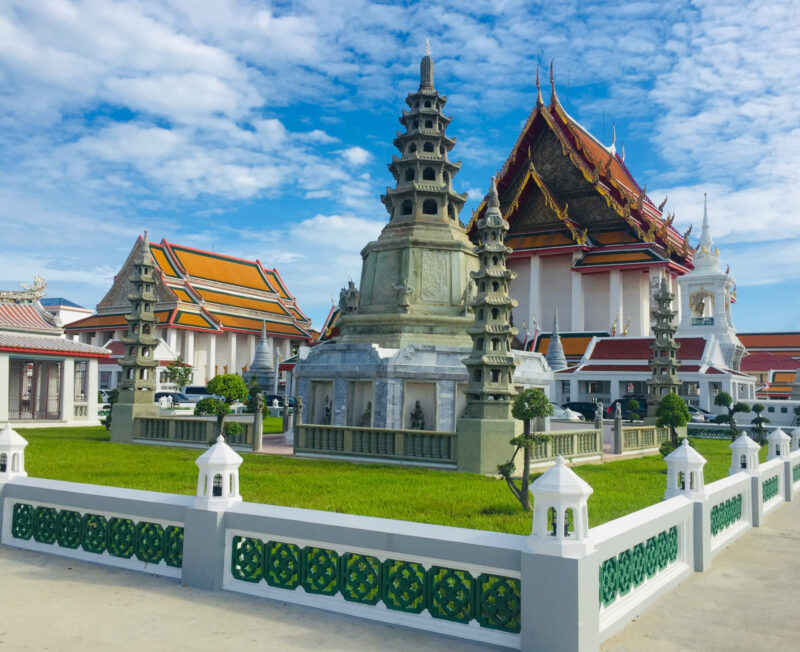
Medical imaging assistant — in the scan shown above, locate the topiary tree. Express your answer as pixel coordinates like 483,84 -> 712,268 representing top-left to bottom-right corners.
497,388 -> 553,511
655,392 -> 690,449
626,399 -> 640,423
712,392 -> 751,441
194,374 -> 249,437
164,356 -> 193,391
750,403 -> 770,444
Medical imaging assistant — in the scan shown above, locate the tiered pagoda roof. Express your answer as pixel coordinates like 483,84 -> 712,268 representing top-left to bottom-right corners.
66,237 -> 312,340
467,64 -> 694,273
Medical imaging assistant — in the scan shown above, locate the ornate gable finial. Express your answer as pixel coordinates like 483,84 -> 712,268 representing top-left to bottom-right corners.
535,64 -> 544,107
425,38 -> 430,56
549,59 -> 558,105
611,123 -> 616,150
658,196 -> 668,212
621,141 -> 625,163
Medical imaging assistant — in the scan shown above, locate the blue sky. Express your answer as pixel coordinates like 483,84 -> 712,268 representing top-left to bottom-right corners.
1,0 -> 799,332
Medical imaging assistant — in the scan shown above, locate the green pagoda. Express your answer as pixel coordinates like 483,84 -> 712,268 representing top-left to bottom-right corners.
110,231 -> 159,442
647,273 -> 681,415
337,42 -> 477,347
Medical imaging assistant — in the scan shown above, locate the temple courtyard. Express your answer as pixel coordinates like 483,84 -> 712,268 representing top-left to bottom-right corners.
15,426 -> 766,531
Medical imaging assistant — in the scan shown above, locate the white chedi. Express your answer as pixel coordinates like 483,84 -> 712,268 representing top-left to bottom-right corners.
529,455 -> 593,557
664,439 -> 707,500
0,423 -> 28,481
766,428 -> 791,461
729,433 -> 760,476
194,435 -> 243,510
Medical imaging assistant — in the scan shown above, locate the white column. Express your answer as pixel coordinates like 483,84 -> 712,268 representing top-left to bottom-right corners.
571,269 -> 584,331
527,256 -> 542,331
639,272 -> 650,336
87,359 -> 99,422
0,355 -> 9,422
608,270 -> 623,335
183,330 -> 196,383
671,274 -> 681,325
570,378 -> 579,403
61,358 -> 75,424
167,328 -> 178,354
206,333 -> 217,382
228,332 -> 237,375
93,332 -> 104,347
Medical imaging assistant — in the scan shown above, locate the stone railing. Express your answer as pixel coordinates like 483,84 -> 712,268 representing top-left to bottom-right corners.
295,424 -> 457,468
134,416 -> 254,449
620,425 -> 671,452
530,429 -> 603,464
73,402 -> 89,419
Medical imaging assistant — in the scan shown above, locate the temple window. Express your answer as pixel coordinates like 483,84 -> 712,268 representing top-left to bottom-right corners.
142,347 -> 150,357
479,282 -> 486,292
423,142 -> 434,152
491,369 -> 500,382
492,255 -> 499,265
491,308 -> 499,320
424,100 -> 431,107
422,167 -> 435,181
422,199 -> 437,215
401,200 -> 413,215
492,338 -> 500,351
473,369 -> 482,382
424,120 -> 433,128
476,337 -> 484,350
143,325 -> 151,334
443,171 -> 449,184
492,281 -> 499,291
448,205 -> 456,220
408,143 -> 417,153
413,120 -> 419,129
405,169 -> 415,181
439,145 -> 445,155
490,232 -> 496,241
478,309 -> 484,320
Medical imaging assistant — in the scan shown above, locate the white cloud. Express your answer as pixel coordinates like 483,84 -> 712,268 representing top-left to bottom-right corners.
339,146 -> 373,166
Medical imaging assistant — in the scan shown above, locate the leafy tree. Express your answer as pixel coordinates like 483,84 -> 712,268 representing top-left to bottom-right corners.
750,403 -> 770,444
164,356 -> 193,391
101,389 -> 119,431
655,393 -> 690,448
712,392 -> 751,441
193,374 -> 249,437
497,389 -> 553,511
626,399 -> 640,423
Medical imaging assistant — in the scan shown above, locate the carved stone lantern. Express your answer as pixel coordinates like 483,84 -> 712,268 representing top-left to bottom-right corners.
664,439 -> 707,500
195,435 -> 243,510
529,455 -> 593,556
0,423 -> 28,481
789,427 -> 800,452
766,428 -> 791,461
729,433 -> 760,476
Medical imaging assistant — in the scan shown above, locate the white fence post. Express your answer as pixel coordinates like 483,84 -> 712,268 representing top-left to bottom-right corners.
182,436 -> 243,590
522,456 -> 599,651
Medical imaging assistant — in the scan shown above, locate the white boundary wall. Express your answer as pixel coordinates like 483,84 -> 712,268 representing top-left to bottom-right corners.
2,446 -> 800,650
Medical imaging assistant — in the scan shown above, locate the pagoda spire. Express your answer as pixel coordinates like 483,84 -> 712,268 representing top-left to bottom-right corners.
535,64 -> 544,108
693,193 -> 720,271
646,272 -> 681,415
420,40 -> 434,90
462,177 -> 518,418
549,60 -> 558,105
545,308 -> 567,371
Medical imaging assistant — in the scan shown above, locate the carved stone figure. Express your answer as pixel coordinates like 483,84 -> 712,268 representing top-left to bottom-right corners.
345,280 -> 360,313
338,287 -> 348,314
410,400 -> 425,430
323,395 -> 332,424
393,278 -> 414,312
460,278 -> 476,315
359,401 -> 372,427
595,401 -> 604,422
255,392 -> 265,412
614,402 -> 622,420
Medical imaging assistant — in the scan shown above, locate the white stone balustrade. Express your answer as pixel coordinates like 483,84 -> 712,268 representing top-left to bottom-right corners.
664,439 -> 707,499
194,435 -> 243,510
766,428 -> 791,461
0,423 -> 27,481
729,433 -> 760,476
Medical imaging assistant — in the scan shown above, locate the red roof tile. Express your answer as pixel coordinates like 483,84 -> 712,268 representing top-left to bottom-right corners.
589,337 -> 706,361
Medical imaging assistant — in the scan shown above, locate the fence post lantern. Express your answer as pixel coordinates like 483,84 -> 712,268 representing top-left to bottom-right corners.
529,455 -> 594,557
766,428 -> 791,461
788,427 -> 800,452
194,435 -> 243,510
0,423 -> 28,481
729,433 -> 760,476
664,439 -> 707,500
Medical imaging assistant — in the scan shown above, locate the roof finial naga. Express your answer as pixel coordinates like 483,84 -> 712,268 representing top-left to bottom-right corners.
549,59 -> 558,105
535,64 -> 544,107
611,123 -> 616,149
682,224 -> 693,257
658,196 -> 668,212
621,141 -> 626,163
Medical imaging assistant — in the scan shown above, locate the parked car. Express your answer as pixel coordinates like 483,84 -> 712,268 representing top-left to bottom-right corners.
181,385 -> 222,403
688,405 -> 713,423
154,391 -> 193,408
561,402 -> 602,421
606,396 -> 649,420
551,404 -> 585,421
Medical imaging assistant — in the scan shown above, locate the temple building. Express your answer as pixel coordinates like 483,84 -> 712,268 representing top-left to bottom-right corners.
0,277 -> 108,426
66,234 -> 312,389
553,205 -> 755,411
468,65 -> 694,349
294,49 -> 552,432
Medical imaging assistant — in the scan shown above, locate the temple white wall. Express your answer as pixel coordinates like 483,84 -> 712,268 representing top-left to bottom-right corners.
622,271 -> 649,337
508,258 -> 530,334
540,255 -> 572,328
583,273 -> 610,331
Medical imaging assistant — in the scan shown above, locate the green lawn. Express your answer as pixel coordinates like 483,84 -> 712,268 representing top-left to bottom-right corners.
13,427 -> 765,535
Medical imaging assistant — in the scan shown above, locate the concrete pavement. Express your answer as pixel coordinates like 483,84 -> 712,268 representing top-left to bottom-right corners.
604,495 -> 800,651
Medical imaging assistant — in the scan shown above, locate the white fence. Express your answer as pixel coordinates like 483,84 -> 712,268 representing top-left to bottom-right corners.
1,436 -> 800,651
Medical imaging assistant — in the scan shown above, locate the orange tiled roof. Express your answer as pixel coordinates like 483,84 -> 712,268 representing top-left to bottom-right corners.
167,287 -> 196,303
173,310 -> 218,330
166,244 -> 274,292
532,333 -> 600,358
150,244 -> 180,278
507,232 -> 575,251
196,287 -> 289,316
739,332 -> 800,353
214,312 -> 310,337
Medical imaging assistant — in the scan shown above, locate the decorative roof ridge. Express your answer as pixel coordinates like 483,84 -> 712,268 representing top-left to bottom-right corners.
525,156 -> 588,246
159,239 -> 187,277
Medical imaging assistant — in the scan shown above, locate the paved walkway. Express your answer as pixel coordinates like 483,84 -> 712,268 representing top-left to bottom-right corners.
0,546 -> 492,652
604,496 -> 800,651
